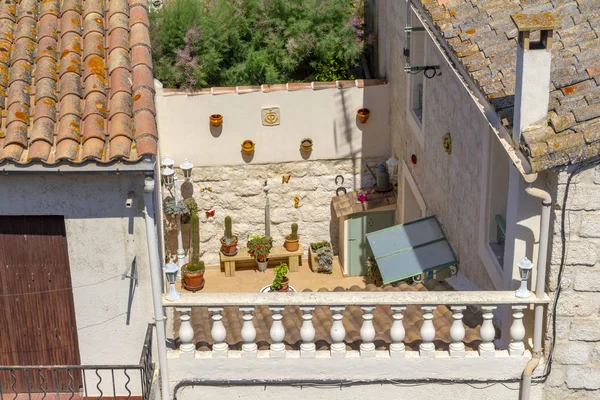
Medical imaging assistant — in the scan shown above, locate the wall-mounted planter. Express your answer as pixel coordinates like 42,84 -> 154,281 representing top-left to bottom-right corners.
241,140 -> 255,154
210,114 -> 223,127
357,108 -> 370,124
300,138 -> 313,153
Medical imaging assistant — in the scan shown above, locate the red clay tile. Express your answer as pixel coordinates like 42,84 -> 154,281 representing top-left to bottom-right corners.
30,117 -> 55,142
59,94 -> 82,119
61,32 -> 82,56
108,47 -> 130,73
83,32 -> 105,59
83,91 -> 107,118
34,97 -> 57,122
8,59 -> 32,84
82,114 -> 106,141
130,0 -> 149,9
0,2 -> 16,21
132,87 -> 154,114
28,139 -> 53,161
7,81 -> 30,108
108,13 -> 129,33
287,82 -> 312,91
38,14 -> 59,40
81,136 -> 105,159
108,134 -> 132,159
4,120 -> 28,146
336,80 -> 355,89
84,74 -> 107,96
129,23 -> 150,48
131,45 -> 152,68
6,102 -> 30,127
110,67 -> 132,95
58,72 -> 82,99
59,52 -> 81,77
60,11 -> 81,37
109,112 -> 132,139
39,0 -> 60,17
211,86 -> 236,95
83,0 -> 105,18
135,134 -> 156,156
109,27 -> 129,51
261,84 -> 287,92
0,143 -> 25,161
36,37 -> 59,61
83,53 -> 107,80
109,0 -> 130,19
13,17 -> 37,41
83,13 -> 105,38
236,86 -> 261,94
133,109 -> 156,139
34,78 -> 58,102
132,64 -> 153,91
129,6 -> 149,27
110,91 -> 133,117
55,138 -> 79,160
61,0 -> 84,14
56,114 -> 81,142
11,38 -> 34,62
35,57 -> 58,80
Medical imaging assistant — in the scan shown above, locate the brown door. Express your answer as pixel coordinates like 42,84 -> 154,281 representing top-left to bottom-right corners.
0,216 -> 81,392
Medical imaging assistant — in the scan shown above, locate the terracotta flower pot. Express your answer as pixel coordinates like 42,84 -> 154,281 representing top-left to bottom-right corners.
300,138 -> 313,152
357,108 -> 370,124
284,235 -> 300,252
210,114 -> 223,127
280,277 -> 289,292
182,267 -> 205,292
220,236 -> 238,256
241,140 -> 255,154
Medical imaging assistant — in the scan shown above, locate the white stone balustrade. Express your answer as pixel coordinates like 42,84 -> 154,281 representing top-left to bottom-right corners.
164,291 -> 549,361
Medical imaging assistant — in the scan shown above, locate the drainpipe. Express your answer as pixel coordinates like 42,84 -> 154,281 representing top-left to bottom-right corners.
143,176 -> 171,400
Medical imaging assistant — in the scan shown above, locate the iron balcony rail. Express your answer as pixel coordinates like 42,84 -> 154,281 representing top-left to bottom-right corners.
0,323 -> 155,400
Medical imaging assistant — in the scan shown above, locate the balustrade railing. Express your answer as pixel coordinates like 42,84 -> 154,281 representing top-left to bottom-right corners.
164,292 -> 549,359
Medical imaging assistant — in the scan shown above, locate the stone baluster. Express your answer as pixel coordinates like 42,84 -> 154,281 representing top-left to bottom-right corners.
269,307 -> 286,358
479,306 -> 497,358
240,306 -> 257,358
449,306 -> 466,358
509,305 -> 527,356
389,306 -> 406,358
419,306 -> 436,358
208,307 -> 228,358
299,306 -> 316,358
177,307 -> 195,357
360,306 -> 376,357
330,306 -> 346,358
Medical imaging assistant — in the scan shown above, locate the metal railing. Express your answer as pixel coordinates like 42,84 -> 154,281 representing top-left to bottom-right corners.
0,324 -> 155,400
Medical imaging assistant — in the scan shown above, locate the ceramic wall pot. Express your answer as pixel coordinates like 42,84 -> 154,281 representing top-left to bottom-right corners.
242,140 -> 255,154
210,114 -> 223,127
357,108 -> 370,124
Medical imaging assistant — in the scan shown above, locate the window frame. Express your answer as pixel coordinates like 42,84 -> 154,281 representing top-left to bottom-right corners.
405,10 -> 426,148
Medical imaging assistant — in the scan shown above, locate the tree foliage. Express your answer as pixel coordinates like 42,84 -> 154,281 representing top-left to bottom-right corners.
150,0 -> 364,89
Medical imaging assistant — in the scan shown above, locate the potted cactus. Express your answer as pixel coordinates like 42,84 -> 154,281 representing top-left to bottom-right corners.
220,216 -> 238,256
284,223 -> 300,251
182,207 -> 205,291
270,262 -> 290,292
248,236 -> 271,272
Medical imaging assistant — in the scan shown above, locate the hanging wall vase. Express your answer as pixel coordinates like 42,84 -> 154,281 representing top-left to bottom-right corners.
242,140 -> 255,154
210,114 -> 223,127
357,108 -> 370,124
300,138 -> 313,153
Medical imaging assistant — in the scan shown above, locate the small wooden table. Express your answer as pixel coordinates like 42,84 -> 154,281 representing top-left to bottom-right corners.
220,245 -> 304,277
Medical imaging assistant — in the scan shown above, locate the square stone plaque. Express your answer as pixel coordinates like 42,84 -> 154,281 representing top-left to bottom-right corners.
262,107 -> 280,126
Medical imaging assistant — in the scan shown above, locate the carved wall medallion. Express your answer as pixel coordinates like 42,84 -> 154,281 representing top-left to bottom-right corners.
262,107 -> 280,126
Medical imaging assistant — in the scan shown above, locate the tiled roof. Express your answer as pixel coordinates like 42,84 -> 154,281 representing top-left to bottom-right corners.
332,188 -> 396,219
177,282 -> 491,352
0,0 -> 157,166
420,0 -> 600,172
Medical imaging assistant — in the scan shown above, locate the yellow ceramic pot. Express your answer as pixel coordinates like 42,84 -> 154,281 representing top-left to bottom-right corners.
210,114 -> 223,127
242,140 -> 255,154
357,108 -> 370,124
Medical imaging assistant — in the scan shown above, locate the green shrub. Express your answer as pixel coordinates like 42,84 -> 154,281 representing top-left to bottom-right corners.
271,262 -> 289,291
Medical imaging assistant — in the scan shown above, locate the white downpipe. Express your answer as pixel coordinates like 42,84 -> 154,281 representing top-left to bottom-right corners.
143,177 -> 171,400
520,185 -> 552,400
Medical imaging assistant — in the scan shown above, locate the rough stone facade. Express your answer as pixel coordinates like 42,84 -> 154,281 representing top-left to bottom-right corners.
163,158 -> 381,266
545,164 -> 600,398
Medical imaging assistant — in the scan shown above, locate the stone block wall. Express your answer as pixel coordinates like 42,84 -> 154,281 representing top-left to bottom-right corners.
163,158 -> 382,266
545,165 -> 600,398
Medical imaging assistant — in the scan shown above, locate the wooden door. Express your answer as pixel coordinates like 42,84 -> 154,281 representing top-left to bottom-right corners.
0,216 -> 81,392
347,211 -> 395,276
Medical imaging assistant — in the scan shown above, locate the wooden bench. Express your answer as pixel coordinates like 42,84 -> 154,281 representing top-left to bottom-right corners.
220,245 -> 304,277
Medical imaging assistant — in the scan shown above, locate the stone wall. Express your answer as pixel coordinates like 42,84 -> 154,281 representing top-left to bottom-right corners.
163,158 -> 381,266
544,164 -> 600,398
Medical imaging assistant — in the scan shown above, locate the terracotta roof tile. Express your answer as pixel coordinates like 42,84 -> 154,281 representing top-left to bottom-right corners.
0,0 -> 156,166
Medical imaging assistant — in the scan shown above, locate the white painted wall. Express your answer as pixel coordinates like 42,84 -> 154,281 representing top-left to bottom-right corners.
156,84 -> 390,167
0,174 -> 154,370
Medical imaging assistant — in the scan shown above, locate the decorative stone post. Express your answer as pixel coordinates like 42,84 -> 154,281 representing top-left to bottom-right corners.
509,305 -> 527,356
330,306 -> 346,358
177,307 -> 195,357
390,306 -> 406,358
479,306 -> 497,358
269,307 -> 286,358
449,306 -> 466,358
240,306 -> 257,358
359,306 -> 376,357
208,307 -> 228,358
419,306 -> 436,358
299,306 -> 316,358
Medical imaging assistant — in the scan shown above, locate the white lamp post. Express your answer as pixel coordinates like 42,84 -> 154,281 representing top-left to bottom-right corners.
165,261 -> 181,301
516,258 -> 534,298
386,155 -> 399,185
161,155 -> 191,268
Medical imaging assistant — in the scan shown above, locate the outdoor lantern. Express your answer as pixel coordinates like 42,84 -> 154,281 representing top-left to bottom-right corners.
162,166 -> 175,186
516,258 -> 534,298
165,262 -> 181,301
386,156 -> 399,183
161,155 -> 175,169
180,159 -> 193,180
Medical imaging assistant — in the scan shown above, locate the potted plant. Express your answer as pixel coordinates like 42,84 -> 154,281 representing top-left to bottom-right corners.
284,223 -> 300,251
309,241 -> 333,273
248,236 -> 272,272
366,257 -> 382,286
182,206 -> 205,291
270,262 -> 290,292
357,108 -> 370,124
220,216 -> 238,256
300,138 -> 313,153
163,198 -> 189,220
210,114 -> 223,127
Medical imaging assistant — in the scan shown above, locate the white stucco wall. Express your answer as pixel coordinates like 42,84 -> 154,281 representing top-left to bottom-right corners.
155,83 -> 390,167
0,173 -> 154,368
